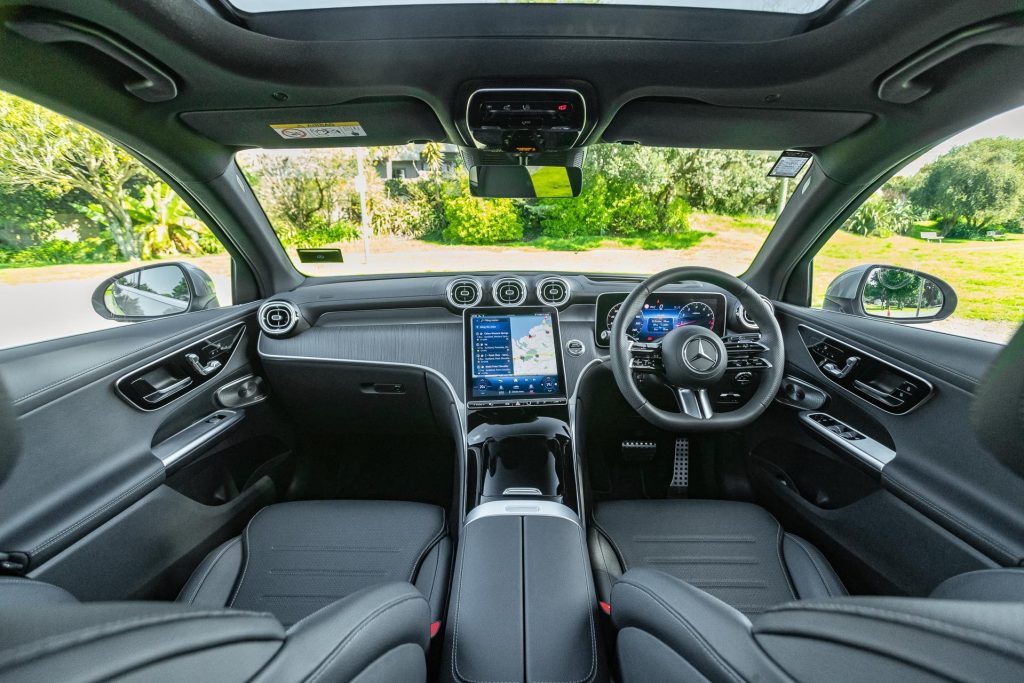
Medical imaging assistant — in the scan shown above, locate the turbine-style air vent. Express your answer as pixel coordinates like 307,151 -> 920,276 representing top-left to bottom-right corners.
492,277 -> 528,306
258,301 -> 300,336
446,277 -> 483,308
736,296 -> 775,331
536,276 -> 571,307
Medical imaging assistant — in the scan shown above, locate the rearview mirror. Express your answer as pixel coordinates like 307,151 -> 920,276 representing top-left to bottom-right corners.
468,165 -> 583,198
91,262 -> 221,321
823,265 -> 957,323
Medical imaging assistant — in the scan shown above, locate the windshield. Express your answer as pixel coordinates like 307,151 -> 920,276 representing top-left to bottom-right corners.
237,144 -> 795,277
228,0 -> 832,15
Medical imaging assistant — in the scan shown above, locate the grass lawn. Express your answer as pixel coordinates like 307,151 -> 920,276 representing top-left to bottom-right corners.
814,232 -> 1024,323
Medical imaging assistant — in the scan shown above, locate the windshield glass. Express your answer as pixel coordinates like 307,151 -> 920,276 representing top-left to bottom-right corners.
237,144 -> 795,277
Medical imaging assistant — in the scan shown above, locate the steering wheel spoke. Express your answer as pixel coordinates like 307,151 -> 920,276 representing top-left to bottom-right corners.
724,338 -> 774,371
675,388 -> 714,420
628,341 -> 663,373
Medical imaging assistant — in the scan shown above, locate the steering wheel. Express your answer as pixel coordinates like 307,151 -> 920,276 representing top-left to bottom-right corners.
610,266 -> 784,432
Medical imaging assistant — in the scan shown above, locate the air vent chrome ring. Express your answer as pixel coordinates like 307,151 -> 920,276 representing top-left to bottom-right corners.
446,277 -> 483,308
492,276 -> 528,306
258,301 -> 301,336
536,276 -> 571,307
737,296 -> 775,331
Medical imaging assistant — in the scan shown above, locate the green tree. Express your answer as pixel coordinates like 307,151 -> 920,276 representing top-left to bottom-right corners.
911,138 -> 1024,237
0,92 -> 148,260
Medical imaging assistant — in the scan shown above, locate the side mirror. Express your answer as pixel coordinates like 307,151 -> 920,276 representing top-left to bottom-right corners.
823,264 -> 957,323
91,262 -> 221,322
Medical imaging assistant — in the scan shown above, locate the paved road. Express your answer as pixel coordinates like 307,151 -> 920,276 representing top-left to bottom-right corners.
1,274 -> 232,350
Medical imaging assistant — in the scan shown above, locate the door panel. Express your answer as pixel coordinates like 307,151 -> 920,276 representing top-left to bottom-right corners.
746,303 -> 1018,596
0,303 -> 289,596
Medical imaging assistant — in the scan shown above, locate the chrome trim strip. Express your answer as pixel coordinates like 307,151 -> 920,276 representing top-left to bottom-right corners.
797,324 -> 935,415
798,410 -> 896,471
114,321 -> 247,413
152,409 -> 243,469
466,500 -> 581,526
569,356 -> 607,527
502,487 -> 543,496
465,88 -> 587,150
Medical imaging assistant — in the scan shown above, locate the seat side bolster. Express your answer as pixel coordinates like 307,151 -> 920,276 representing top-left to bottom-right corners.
413,535 -> 451,624
176,536 -> 243,607
253,582 -> 430,683
783,533 -> 847,599
610,569 -> 787,683
929,568 -> 1024,601
588,526 -> 624,604
0,577 -> 78,607
0,603 -> 283,683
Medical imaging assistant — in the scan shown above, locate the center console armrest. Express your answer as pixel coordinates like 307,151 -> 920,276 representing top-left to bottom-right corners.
442,502 -> 606,683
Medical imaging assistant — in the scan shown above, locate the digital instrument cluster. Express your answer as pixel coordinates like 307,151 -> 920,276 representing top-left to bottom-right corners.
594,292 -> 727,347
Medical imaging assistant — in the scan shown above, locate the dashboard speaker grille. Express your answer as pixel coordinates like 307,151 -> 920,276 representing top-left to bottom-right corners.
446,278 -> 483,308
536,276 -> 571,307
259,301 -> 299,336
492,277 -> 527,306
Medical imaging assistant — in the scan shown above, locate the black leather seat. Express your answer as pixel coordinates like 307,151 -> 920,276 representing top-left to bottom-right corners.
590,499 -> 845,615
0,499 -> 450,682
178,499 -> 451,628
611,567 -> 1024,682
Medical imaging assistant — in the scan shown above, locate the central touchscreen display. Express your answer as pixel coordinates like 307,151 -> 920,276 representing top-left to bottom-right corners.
466,308 -> 565,406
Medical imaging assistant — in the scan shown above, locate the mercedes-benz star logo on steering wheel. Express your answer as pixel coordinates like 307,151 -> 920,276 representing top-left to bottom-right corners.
683,338 -> 719,373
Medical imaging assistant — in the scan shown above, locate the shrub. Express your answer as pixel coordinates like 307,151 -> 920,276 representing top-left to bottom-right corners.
538,177 -> 610,238
443,195 -> 522,244
0,236 -> 119,267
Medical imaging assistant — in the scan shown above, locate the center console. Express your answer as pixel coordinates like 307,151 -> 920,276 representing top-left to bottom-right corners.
444,306 -> 605,683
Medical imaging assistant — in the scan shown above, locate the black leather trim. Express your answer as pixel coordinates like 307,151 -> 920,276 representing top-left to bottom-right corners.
783,533 -> 847,599
0,577 -> 78,606
929,569 -> 1024,602
176,536 -> 243,606
971,323 -> 1024,478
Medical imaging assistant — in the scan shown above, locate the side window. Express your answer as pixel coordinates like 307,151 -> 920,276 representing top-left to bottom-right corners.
813,106 -> 1024,344
0,91 -> 233,349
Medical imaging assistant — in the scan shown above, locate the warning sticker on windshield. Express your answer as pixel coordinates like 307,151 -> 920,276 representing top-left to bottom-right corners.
270,122 -> 367,140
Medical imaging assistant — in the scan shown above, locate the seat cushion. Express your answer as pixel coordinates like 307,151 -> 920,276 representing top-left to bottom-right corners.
592,499 -> 844,615
178,499 -> 449,627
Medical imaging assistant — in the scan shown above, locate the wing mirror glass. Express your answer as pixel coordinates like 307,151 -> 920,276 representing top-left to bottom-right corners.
91,262 -> 220,321
823,264 -> 957,323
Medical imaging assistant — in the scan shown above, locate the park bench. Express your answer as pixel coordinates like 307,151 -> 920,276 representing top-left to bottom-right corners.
920,231 -> 943,243
985,230 -> 1005,241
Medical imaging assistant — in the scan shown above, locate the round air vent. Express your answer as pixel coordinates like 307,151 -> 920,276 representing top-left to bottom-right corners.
736,296 -> 775,331
492,276 -> 528,306
536,276 -> 571,307
446,277 -> 483,308
258,301 -> 301,336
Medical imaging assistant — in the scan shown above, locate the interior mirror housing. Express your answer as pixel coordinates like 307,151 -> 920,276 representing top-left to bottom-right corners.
91,262 -> 221,322
823,264 -> 957,323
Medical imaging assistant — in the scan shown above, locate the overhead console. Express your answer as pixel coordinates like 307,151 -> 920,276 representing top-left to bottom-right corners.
466,88 -> 587,153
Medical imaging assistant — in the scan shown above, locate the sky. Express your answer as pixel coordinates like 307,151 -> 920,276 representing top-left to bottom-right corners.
899,104 -> 1024,176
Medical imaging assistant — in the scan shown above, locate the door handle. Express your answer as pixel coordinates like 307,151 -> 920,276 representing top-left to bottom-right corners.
142,376 -> 193,404
186,353 -> 222,376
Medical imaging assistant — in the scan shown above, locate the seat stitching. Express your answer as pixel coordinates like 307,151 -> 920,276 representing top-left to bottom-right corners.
0,610 -> 274,670
764,602 -> 1024,659
786,535 -> 844,598
181,537 -> 242,605
615,580 -> 746,683
30,470 -> 164,556
228,505 -> 272,608
303,594 -> 424,683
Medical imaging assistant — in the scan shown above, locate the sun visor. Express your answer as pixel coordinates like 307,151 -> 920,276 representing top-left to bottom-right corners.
180,98 -> 446,148
603,99 -> 872,150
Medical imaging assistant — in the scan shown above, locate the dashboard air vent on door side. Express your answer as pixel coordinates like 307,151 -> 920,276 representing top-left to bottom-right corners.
258,301 -> 301,336
492,277 -> 528,306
